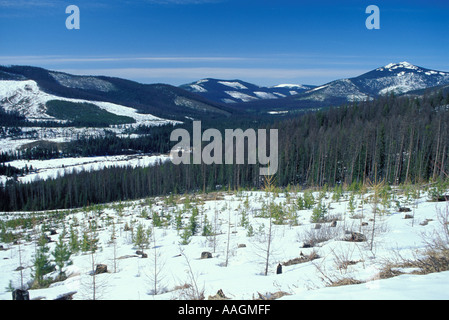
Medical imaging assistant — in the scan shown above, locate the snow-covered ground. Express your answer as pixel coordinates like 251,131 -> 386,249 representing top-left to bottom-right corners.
218,81 -> 249,90
0,154 -> 171,184
0,126 -> 151,153
0,79 -> 181,153
224,91 -> 259,103
1,187 -> 448,300
0,80 -> 177,126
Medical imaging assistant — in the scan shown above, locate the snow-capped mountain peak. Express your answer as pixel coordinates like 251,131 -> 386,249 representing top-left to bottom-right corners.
286,62 -> 449,109
362,62 -> 449,94
376,61 -> 449,76
381,61 -> 419,71
180,62 -> 449,109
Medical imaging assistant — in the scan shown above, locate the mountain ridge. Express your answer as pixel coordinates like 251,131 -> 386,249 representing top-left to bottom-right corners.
0,65 -> 236,123
180,78 -> 316,104
1,62 -> 449,122
228,61 -> 449,114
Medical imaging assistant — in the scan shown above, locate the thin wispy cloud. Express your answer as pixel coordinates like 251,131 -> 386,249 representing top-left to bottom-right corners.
0,0 -> 57,7
140,0 -> 223,4
0,55 -> 251,65
0,53 -> 381,66
67,67 -> 365,78
0,0 -> 223,8
58,67 -> 368,86
0,54 -> 373,85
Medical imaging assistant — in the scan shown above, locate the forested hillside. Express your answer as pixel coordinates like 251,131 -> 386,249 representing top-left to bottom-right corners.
1,91 -> 448,212
0,65 -> 235,122
275,91 -> 449,186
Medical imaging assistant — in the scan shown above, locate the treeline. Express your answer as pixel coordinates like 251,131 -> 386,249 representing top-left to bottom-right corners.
274,92 -> 449,186
0,163 -> 33,177
5,124 -> 178,161
0,162 -> 261,212
45,100 -> 136,127
6,118 -> 270,161
60,127 -> 174,157
1,92 -> 449,211
0,108 -> 27,127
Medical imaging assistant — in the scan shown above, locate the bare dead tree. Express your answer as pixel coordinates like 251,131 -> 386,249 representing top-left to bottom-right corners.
366,176 -> 385,254
225,201 -> 231,268
178,247 -> 205,300
146,223 -> 166,296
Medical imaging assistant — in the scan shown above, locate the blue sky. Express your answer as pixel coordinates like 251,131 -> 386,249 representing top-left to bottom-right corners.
0,0 -> 448,86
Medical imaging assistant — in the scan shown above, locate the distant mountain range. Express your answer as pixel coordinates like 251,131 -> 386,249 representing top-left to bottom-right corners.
181,62 -> 449,114
0,65 -> 235,124
301,61 -> 449,101
1,62 -> 449,124
180,78 -> 316,104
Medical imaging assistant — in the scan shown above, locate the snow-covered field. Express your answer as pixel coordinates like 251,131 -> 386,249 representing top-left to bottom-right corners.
0,154 -> 171,184
0,126 -> 149,153
1,187 -> 448,300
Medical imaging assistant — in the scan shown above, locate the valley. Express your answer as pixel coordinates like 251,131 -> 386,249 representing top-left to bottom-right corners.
1,62 -> 449,301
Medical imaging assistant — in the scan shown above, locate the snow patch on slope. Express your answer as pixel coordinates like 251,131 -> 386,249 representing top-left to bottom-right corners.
0,80 -> 174,126
189,84 -> 208,93
253,91 -> 277,99
50,72 -> 116,92
218,81 -> 249,90
225,91 -> 258,102
274,84 -> 311,90
300,79 -> 369,102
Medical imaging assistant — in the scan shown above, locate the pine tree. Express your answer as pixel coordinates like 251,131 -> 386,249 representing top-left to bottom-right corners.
201,214 -> 213,236
81,220 -> 99,253
303,190 -> 315,209
152,210 -> 162,227
32,231 -> 54,288
174,208 -> 183,233
133,223 -> 150,255
239,208 -> 249,228
311,199 -> 327,223
52,231 -> 72,279
81,230 -> 91,253
68,224 -> 80,254
188,206 -> 199,236
180,227 -> 192,245
348,192 -> 357,217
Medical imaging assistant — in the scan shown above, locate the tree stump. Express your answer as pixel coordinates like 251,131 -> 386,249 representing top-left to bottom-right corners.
94,264 -> 108,275
12,289 -> 30,300
276,263 -> 282,274
201,252 -> 212,259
